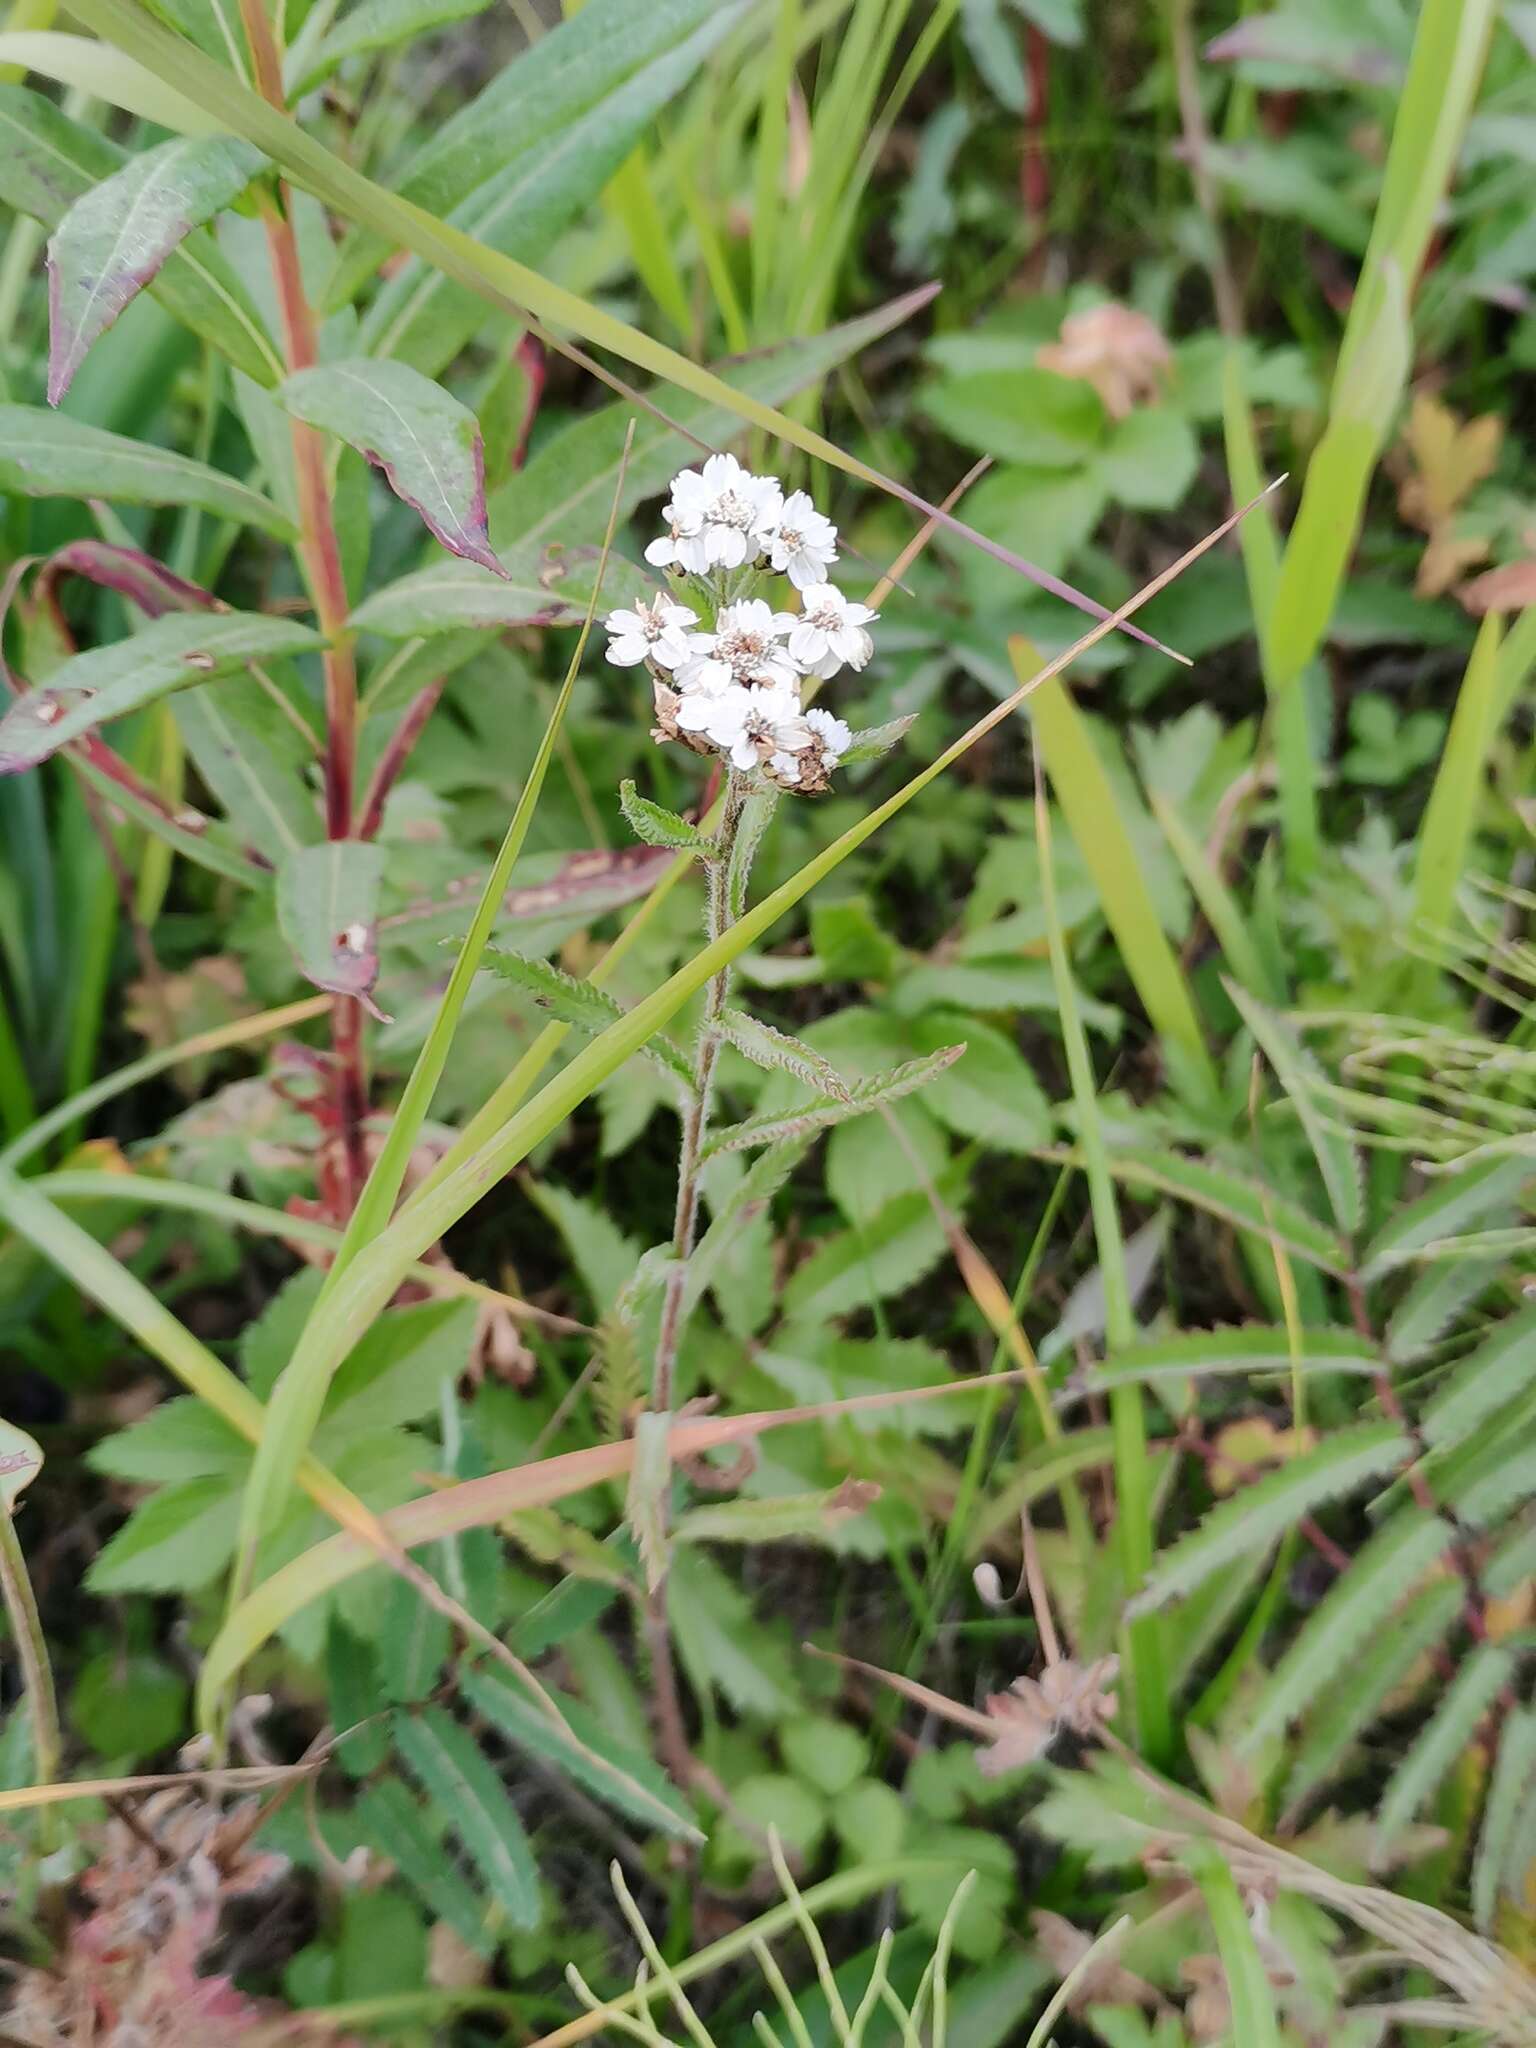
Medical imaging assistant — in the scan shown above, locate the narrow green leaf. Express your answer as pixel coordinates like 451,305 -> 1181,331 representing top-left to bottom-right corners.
619,778 -> 713,855
0,84 -> 280,383
1225,981 -> 1363,1236
46,135 -> 266,401
0,404 -> 292,534
294,0 -> 492,91
1413,611 -> 1504,964
1376,1642 -> 1512,1846
0,610 -> 321,771
1022,653 -> 1214,1088
701,1046 -> 964,1160
714,1009 -> 850,1098
1363,1155 -> 1536,1277
674,1483 -> 879,1548
1471,1706 -> 1536,1931
174,682 -> 320,855
1132,1423 -> 1410,1612
275,840 -> 385,1008
1090,1325 -> 1380,1391
1181,1845 -> 1281,2048
1423,1302 -> 1536,1449
0,26 -> 222,131
393,1706 -> 540,1930
278,358 -> 504,575
348,546 -> 652,638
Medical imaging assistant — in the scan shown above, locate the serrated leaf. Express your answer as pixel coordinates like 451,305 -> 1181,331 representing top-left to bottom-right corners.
85,1475 -> 241,1593
0,1418 -> 42,1505
1132,1423 -> 1410,1612
1472,1706 -> 1536,1930
459,1667 -> 697,1838
1423,1303 -> 1536,1450
1377,1644 -> 1513,1846
524,1179 -> 641,1313
0,609 -> 322,772
841,715 -> 914,765
278,359 -> 505,575
319,1297 -> 479,1446
625,1410 -> 670,1593
86,1396 -> 247,1484
1285,1579 -> 1463,1813
674,1480 -> 880,1548
1043,1145 -> 1349,1274
715,1008 -> 850,1098
0,84 -> 280,384
1386,1251 -> 1508,1366
618,779 -> 713,854
1362,1155 -> 1534,1278
393,1706 -> 540,1930
327,1616 -> 389,1778
0,404 -> 291,534
1225,982 -> 1363,1236
355,1778 -> 492,1952
668,1543 -> 798,1719
1243,1510 -> 1453,1752
909,1011 -> 1051,1154
684,1137 -> 808,1321
702,1045 -> 964,1160
780,1188 -> 952,1323
276,839 -> 386,1008
47,135 -> 266,402
482,947 -> 692,1088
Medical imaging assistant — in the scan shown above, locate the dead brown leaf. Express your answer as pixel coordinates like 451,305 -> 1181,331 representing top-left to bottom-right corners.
1038,303 -> 1171,419
1395,391 -> 1501,596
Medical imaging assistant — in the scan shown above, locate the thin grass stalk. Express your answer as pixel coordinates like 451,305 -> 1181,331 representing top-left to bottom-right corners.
1035,765 -> 1171,1764
0,1502 -> 58,1849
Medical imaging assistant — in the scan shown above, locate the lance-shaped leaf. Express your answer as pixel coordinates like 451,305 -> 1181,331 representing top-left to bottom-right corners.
278,359 -> 506,576
349,546 -> 652,638
701,1045 -> 965,1160
36,538 -> 218,619
392,1706 -> 540,1931
0,84 -> 281,386
0,406 -> 292,537
292,0 -> 494,93
714,1008 -> 851,1099
480,946 -> 692,1089
618,779 -> 713,855
276,840 -> 387,1012
47,135 -> 268,403
0,610 -> 323,773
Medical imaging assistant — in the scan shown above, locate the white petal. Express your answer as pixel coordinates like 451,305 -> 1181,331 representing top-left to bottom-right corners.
788,622 -> 828,666
644,537 -> 676,567
605,636 -> 649,667
728,734 -> 759,771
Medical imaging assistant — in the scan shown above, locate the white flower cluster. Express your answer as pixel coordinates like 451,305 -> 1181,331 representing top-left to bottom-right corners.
605,455 -> 875,794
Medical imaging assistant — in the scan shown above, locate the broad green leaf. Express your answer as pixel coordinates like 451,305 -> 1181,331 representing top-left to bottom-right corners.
908,1011 -> 1050,1154
275,840 -> 385,1007
320,1297 -> 479,1444
524,1179 -> 640,1313
354,1779 -> 492,1953
0,1418 -> 42,1504
1132,1422 -> 1410,1612
459,1667 -> 697,1838
393,1706 -> 540,1930
1242,1510 -> 1453,1752
752,1336 -> 960,1437
702,1046 -> 963,1161
278,359 -> 504,575
482,948 -> 692,1089
780,1187 -> 952,1322
348,544 -> 653,639
0,610 -> 322,771
0,404 -> 292,535
1377,1643 -> 1513,1846
359,0 -> 751,374
86,1475 -> 242,1593
1422,1302 -> 1536,1450
0,85 -> 280,383
618,779 -> 713,855
327,1617 -> 390,1778
46,135 -> 267,401
86,1396 -> 247,1484
1225,981 -> 1363,1235
294,0 -> 493,91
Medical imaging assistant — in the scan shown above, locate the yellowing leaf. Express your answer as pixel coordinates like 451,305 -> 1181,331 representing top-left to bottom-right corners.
1395,391 -> 1501,596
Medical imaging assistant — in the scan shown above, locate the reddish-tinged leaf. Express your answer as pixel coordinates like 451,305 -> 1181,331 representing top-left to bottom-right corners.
47,135 -> 266,403
1459,557 -> 1536,615
37,539 -> 218,623
381,840 -> 675,937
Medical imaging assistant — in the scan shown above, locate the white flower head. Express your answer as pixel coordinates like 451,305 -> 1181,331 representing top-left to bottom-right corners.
763,489 -> 839,590
645,453 -> 782,574
604,595 -> 699,671
676,677 -> 808,775
805,706 -> 852,762
677,597 -> 800,694
772,705 -> 853,794
787,582 -> 878,680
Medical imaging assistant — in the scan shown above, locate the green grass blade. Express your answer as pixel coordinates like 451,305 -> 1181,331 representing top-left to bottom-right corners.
1149,787 -> 1279,1003
1020,650 -> 1215,1094
1181,1844 -> 1281,2048
1035,769 -> 1170,1765
1413,610 -> 1503,957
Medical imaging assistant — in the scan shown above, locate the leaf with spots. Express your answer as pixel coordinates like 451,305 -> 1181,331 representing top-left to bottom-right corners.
0,610 -> 324,773
276,839 -> 387,1014
278,358 -> 506,576
47,134 -> 267,402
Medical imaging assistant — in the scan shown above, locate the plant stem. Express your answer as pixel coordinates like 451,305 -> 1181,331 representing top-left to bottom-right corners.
239,0 -> 368,1207
644,770 -> 749,1787
0,1505 -> 59,1850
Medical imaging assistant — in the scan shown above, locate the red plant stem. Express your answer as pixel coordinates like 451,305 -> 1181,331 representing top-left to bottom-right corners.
356,679 -> 445,842
1020,25 -> 1050,287
239,0 -> 368,1208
